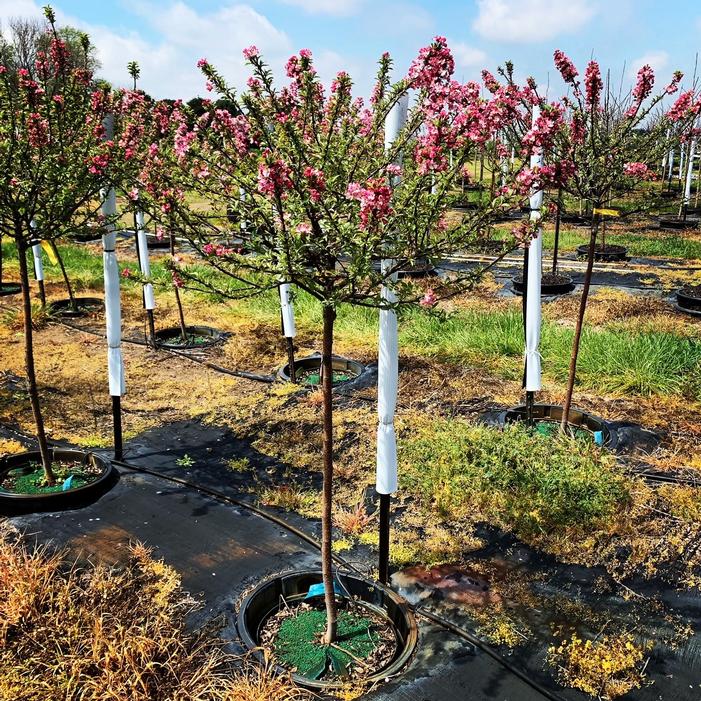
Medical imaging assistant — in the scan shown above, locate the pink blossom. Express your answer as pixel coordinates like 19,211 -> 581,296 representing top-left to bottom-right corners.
407,36 -> 454,90
667,90 -> 696,121
0,66 -> 6,74
197,58 -> 209,69
303,166 -> 326,202
387,164 -> 402,177
171,271 -> 184,288
623,162 -> 654,179
205,81 -> 214,92
299,48 -> 312,59
121,268 -> 132,278
27,112 -> 49,148
202,243 -> 216,255
296,222 -> 312,235
346,178 -> 393,231
584,61 -> 602,107
553,50 -> 578,84
128,188 -> 139,201
632,64 -> 654,103
419,289 -> 437,308
243,46 -> 259,60
257,150 -> 293,198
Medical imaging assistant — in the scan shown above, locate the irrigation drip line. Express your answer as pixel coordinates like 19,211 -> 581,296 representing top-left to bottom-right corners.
53,316 -> 275,384
111,457 -> 566,701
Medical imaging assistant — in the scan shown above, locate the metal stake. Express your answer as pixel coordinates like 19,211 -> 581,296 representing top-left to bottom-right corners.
378,493 -> 390,585
112,395 -> 123,460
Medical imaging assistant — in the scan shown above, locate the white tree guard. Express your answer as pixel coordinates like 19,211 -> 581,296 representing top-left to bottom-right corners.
524,106 -> 544,392
30,222 -> 44,281
668,148 -> 675,181
279,282 -> 296,338
376,94 -> 408,496
684,136 -> 698,208
135,210 -> 156,310
101,184 -> 125,397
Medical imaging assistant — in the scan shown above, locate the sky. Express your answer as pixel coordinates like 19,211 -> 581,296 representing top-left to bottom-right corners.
1,0 -> 700,101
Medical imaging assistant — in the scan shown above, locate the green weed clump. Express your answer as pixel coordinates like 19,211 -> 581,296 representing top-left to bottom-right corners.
399,422 -> 630,538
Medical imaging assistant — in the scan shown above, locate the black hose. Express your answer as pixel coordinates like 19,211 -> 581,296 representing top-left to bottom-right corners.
55,317 -> 275,383
111,457 -> 566,701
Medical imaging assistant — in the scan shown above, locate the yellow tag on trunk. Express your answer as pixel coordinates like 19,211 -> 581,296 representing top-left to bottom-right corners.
592,208 -> 620,217
40,241 -> 59,265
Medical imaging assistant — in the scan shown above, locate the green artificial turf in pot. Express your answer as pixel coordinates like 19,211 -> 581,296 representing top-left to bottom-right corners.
274,607 -> 379,679
1,462 -> 97,494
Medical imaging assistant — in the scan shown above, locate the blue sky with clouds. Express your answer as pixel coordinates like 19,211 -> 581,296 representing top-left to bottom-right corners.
2,0 -> 700,100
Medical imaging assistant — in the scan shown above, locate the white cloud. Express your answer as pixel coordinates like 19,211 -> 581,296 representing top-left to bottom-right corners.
279,0 -> 364,16
473,0 -> 596,42
628,51 -> 668,80
450,41 -> 487,69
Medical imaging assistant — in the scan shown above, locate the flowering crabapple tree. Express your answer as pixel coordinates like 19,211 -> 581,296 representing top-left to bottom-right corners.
547,51 -> 700,429
0,6 -> 133,484
136,37 -> 560,646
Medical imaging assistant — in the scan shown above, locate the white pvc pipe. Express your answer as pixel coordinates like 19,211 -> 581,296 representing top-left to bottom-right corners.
101,115 -> 125,397
524,105 -> 544,392
376,93 -> 408,496
135,210 -> 155,310
30,221 -> 43,281
279,282 -> 296,338
684,137 -> 697,209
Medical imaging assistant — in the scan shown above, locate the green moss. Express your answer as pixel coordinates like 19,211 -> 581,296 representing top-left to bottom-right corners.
274,607 -> 379,679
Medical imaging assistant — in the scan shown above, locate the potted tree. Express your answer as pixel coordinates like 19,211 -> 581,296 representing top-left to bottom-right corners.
548,52 -> 699,429
134,39 -> 551,687
0,7 -> 130,513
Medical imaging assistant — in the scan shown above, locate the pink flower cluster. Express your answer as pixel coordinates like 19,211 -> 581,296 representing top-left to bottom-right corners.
584,61 -> 603,107
521,105 -> 564,156
667,90 -> 700,122
243,46 -> 259,60
174,123 -> 196,161
27,112 -> 49,148
419,289 -> 437,308
553,50 -> 578,84
257,150 -> 293,198
407,36 -> 454,90
212,110 -> 251,156
202,243 -> 234,256
303,166 -> 326,202
346,178 -> 392,231
623,162 -> 654,179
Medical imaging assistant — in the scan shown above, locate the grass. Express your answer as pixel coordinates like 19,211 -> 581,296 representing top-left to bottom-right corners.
399,422 -> 630,538
0,530 -> 311,701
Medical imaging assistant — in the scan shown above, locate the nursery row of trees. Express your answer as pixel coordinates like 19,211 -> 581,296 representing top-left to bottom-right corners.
2,5 -> 700,643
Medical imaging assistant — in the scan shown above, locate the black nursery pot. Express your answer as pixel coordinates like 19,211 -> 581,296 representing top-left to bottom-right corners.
0,449 -> 117,516
145,233 -> 171,249
237,570 -> 418,691
277,354 -> 364,385
0,282 -> 22,297
512,273 -> 574,296
49,297 -> 103,318
576,244 -> 627,262
659,217 -> 700,231
676,286 -> 701,315
154,325 -> 224,349
502,403 -> 613,447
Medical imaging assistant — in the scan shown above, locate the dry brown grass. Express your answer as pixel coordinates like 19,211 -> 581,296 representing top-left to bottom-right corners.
0,528 -> 311,701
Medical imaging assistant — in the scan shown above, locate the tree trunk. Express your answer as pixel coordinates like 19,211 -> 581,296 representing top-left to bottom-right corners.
52,242 -> 76,309
18,239 -> 55,484
321,303 -> 338,645
560,213 -> 600,433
